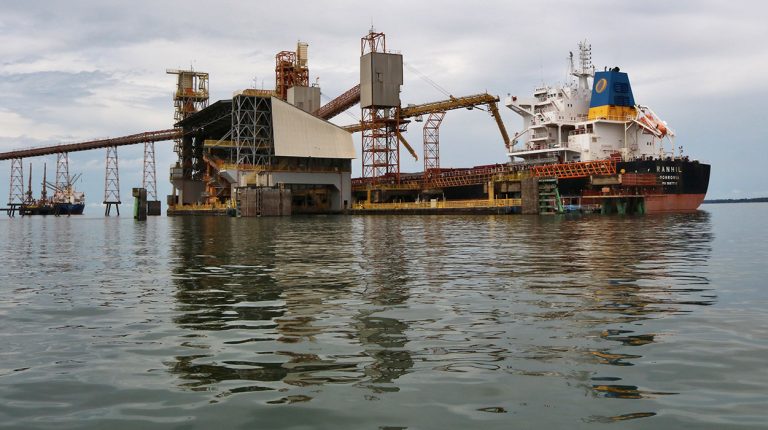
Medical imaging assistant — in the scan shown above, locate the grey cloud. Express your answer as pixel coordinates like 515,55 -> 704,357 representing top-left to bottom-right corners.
0,71 -> 113,111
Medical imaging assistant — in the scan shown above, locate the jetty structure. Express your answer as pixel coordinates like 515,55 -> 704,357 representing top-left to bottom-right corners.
2,30 -> 708,217
167,63 -> 355,216
166,29 -> 514,216
165,31 -> 708,216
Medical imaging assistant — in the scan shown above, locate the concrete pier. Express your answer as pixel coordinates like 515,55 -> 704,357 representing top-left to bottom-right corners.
132,188 -> 147,221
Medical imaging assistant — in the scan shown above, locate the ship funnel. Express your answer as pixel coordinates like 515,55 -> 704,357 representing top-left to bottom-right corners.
588,68 -> 636,121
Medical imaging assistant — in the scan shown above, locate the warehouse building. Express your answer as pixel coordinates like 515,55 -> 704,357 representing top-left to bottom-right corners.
169,90 -> 355,215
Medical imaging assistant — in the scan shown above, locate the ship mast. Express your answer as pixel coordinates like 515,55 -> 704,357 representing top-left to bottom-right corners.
40,163 -> 47,203
570,40 -> 594,90
25,163 -> 33,204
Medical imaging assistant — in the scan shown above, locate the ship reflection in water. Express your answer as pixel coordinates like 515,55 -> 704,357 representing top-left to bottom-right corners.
166,212 -> 713,421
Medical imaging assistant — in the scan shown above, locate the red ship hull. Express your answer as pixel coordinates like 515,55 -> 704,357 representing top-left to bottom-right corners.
645,193 -> 707,213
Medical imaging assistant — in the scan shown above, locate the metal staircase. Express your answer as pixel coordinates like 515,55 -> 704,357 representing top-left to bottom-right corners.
537,178 -> 562,214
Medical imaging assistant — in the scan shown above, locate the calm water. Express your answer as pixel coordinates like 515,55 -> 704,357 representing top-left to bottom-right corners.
0,204 -> 766,429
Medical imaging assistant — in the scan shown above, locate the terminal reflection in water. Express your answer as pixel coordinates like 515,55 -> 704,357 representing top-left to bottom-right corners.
167,216 -> 413,399
165,213 -> 713,415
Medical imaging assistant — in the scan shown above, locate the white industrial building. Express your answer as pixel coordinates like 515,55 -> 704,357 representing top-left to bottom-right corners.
170,91 -> 355,215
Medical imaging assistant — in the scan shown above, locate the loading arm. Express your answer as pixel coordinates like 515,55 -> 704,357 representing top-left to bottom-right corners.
342,92 -> 511,149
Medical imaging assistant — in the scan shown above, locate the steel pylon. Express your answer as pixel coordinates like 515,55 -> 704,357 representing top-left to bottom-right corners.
143,142 -> 157,201
6,158 -> 24,216
423,111 -> 446,173
103,145 -> 121,216
55,152 -> 69,192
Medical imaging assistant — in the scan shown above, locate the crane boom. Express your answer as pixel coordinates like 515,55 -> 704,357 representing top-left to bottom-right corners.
396,130 -> 418,161
401,93 -> 495,118
486,102 -> 511,150
342,92 -> 510,149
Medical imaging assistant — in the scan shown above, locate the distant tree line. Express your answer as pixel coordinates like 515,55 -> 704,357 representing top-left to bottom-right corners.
703,197 -> 768,204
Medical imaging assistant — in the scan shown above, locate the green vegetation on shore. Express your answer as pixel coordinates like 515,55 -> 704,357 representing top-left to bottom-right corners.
703,197 -> 768,204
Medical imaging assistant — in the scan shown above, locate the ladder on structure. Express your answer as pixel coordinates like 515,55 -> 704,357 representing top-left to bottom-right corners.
537,178 -> 563,214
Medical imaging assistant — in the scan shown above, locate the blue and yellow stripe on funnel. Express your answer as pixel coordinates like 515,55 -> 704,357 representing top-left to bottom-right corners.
588,68 -> 636,121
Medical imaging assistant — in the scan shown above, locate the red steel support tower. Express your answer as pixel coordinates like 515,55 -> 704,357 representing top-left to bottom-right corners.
275,43 -> 309,101
167,69 -> 209,185
166,69 -> 209,154
143,142 -> 158,201
423,111 -> 446,174
7,158 -> 24,207
275,50 -> 297,101
103,145 -> 121,216
360,30 -> 402,183
55,152 -> 69,193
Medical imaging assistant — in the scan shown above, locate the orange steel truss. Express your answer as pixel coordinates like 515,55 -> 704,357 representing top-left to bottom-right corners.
275,50 -> 309,101
0,129 -> 181,161
361,108 -> 400,181
426,165 -> 508,189
314,84 -> 360,120
532,159 -> 616,179
359,30 -> 399,183
166,69 -> 208,160
352,164 -> 513,191
361,29 -> 386,54
423,112 -> 445,172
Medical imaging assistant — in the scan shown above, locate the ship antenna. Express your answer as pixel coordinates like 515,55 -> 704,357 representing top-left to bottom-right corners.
572,39 -> 594,90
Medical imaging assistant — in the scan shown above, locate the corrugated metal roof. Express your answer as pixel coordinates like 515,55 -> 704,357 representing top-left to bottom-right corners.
271,97 -> 355,159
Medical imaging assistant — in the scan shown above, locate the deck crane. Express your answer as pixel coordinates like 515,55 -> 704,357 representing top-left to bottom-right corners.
341,92 -> 511,172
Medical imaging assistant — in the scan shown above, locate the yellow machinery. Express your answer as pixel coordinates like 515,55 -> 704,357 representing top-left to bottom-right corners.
342,92 -> 510,151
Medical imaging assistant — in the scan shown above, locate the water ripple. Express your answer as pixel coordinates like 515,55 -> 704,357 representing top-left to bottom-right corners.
1,208 -> 767,428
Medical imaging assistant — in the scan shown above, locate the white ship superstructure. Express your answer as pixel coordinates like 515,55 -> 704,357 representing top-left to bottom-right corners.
505,41 -> 675,164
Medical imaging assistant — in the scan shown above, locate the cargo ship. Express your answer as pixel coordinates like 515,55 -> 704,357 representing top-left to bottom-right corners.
51,183 -> 86,215
20,189 -> 85,216
18,164 -> 85,216
351,41 -> 710,215
20,190 -> 85,216
504,41 -> 710,213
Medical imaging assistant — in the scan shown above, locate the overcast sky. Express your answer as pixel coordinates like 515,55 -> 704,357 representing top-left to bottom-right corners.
1,0 -> 766,209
